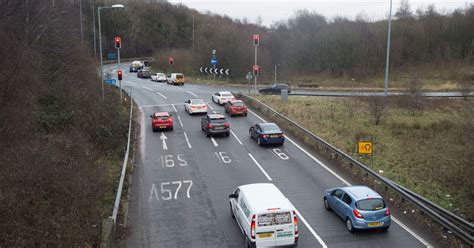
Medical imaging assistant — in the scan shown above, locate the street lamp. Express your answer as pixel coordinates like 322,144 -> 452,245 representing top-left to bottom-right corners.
274,64 -> 280,84
384,0 -> 393,96
98,4 -> 125,101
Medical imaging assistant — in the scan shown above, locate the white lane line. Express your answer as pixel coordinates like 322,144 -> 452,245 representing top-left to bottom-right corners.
155,91 -> 168,99
171,104 -> 178,112
248,153 -> 272,181
177,116 -> 184,128
141,103 -> 185,108
247,108 -> 432,248
210,137 -> 218,147
294,208 -> 327,248
230,129 -> 243,145
183,132 -> 192,149
125,81 -> 136,85
207,103 -> 215,111
143,86 -> 153,91
187,90 -> 198,97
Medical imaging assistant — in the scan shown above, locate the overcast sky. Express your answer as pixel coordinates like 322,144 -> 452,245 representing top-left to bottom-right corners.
167,0 -> 472,26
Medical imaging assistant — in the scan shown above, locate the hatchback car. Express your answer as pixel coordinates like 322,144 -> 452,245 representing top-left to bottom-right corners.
324,186 -> 391,232
137,69 -> 151,79
150,112 -> 173,132
224,100 -> 248,117
249,123 -> 284,146
184,99 -> 208,115
201,114 -> 230,137
212,91 -> 235,105
259,84 -> 291,95
151,73 -> 167,83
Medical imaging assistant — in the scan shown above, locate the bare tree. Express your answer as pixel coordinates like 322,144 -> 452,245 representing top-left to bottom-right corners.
459,74 -> 473,100
364,97 -> 390,125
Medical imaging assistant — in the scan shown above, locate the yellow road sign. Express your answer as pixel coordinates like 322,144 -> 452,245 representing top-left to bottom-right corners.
358,141 -> 373,155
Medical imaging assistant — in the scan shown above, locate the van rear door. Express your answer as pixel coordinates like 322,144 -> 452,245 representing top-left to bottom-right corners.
257,211 -> 294,246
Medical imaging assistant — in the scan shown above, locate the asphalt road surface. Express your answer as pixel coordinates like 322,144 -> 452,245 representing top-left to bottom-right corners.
109,64 -> 437,248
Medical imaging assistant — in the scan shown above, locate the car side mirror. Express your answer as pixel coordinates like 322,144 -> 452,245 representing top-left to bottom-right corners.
169,113 -> 173,117
149,115 -> 153,118
229,193 -> 237,199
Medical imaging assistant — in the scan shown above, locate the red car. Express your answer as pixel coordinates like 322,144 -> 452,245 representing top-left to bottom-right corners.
150,112 -> 173,132
224,100 -> 248,117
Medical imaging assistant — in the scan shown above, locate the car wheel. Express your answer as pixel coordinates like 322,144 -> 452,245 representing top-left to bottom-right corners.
249,130 -> 253,139
170,127 -> 173,131
152,128 -> 156,133
230,203 -> 235,219
206,132 -> 211,138
346,218 -> 355,233
226,132 -> 230,137
244,113 -> 247,117
257,137 -> 262,146
245,235 -> 252,248
324,197 -> 331,211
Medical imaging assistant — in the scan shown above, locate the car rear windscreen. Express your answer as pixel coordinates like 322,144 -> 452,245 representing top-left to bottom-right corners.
356,198 -> 386,211
191,99 -> 204,104
177,75 -> 184,79
156,116 -> 169,120
258,212 -> 291,227
210,119 -> 227,124
262,125 -> 281,132
233,102 -> 244,107
222,93 -> 233,97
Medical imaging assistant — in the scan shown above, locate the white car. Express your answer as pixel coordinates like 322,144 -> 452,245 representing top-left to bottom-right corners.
184,99 -> 208,115
212,91 -> 235,105
151,73 -> 167,83
229,183 -> 299,248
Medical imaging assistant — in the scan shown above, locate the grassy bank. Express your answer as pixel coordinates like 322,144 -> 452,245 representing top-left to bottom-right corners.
256,95 -> 474,221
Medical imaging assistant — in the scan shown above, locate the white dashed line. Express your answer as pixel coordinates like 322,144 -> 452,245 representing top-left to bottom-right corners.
177,116 -> 184,128
210,137 -> 218,147
248,153 -> 272,181
294,209 -> 327,248
143,86 -> 153,91
247,108 -> 432,248
125,81 -> 136,85
171,104 -> 177,112
141,103 -> 185,108
230,130 -> 243,145
207,103 -> 215,111
183,132 -> 192,149
187,91 -> 198,97
155,91 -> 167,99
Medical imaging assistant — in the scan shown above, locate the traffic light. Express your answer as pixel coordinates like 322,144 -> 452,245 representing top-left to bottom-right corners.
114,36 -> 121,49
169,57 -> 174,65
253,65 -> 260,76
253,34 -> 260,46
117,70 -> 123,80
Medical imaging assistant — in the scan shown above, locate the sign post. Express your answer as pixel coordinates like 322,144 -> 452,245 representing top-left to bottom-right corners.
211,50 -> 217,81
168,57 -> 174,74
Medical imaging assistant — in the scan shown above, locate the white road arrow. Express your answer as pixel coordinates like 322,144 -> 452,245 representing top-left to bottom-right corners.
160,132 -> 168,151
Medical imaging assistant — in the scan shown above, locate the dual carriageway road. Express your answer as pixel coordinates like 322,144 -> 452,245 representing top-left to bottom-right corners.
110,65 -> 438,247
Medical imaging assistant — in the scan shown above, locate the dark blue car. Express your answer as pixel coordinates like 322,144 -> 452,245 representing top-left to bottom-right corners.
324,186 -> 391,232
249,123 -> 284,146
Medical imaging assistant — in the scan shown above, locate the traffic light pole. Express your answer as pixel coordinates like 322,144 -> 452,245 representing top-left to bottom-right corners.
98,7 -> 104,101
254,45 -> 258,95
117,47 -> 122,102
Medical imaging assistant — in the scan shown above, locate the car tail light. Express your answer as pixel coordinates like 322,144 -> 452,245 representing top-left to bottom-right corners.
385,208 -> 391,216
251,214 -> 256,239
353,209 -> 363,219
208,123 -> 213,129
293,210 -> 298,236
168,118 -> 173,123
261,134 -> 269,139
191,106 -> 196,109
224,123 -> 229,128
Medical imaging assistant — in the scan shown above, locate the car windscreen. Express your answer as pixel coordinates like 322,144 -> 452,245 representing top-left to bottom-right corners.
233,102 -> 244,107
155,116 -> 169,120
262,124 -> 281,133
258,212 -> 291,227
210,118 -> 227,124
191,99 -> 204,104
356,198 -> 386,211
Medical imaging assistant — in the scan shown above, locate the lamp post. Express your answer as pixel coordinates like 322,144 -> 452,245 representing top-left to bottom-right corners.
274,64 -> 279,84
98,4 -> 125,101
384,0 -> 393,96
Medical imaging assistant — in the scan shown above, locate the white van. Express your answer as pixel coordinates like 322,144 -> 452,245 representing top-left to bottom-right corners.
229,183 -> 298,248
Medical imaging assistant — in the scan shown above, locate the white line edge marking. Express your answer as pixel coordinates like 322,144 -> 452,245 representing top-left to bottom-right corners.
171,104 -> 178,112
210,137 -> 218,147
155,91 -> 168,99
177,116 -> 184,128
126,81 -> 136,85
248,153 -> 272,181
230,129 -> 243,145
294,208 -> 327,248
141,103 -> 185,108
143,86 -> 153,91
183,132 -> 192,149
247,109 -> 432,248
187,90 -> 198,97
